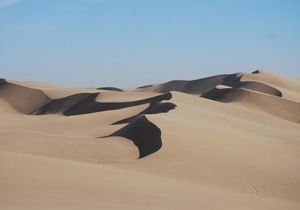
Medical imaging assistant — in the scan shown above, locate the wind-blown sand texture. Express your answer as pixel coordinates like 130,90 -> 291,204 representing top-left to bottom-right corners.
0,70 -> 300,210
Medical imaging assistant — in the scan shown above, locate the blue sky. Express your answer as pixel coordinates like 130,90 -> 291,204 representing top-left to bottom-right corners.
0,0 -> 299,87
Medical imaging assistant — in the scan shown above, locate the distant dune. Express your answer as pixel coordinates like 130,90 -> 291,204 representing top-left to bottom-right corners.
141,70 -> 284,97
1,70 -> 300,210
202,86 -> 300,123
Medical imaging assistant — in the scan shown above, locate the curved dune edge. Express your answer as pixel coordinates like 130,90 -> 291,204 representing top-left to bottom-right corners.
201,87 -> 300,123
249,69 -> 300,92
142,72 -> 282,97
100,116 -> 162,158
231,81 -> 282,97
242,69 -> 300,102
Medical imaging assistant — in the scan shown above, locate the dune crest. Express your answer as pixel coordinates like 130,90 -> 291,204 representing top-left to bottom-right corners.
141,72 -> 283,98
201,86 -> 300,123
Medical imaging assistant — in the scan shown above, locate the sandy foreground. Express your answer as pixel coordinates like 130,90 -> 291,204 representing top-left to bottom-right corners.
0,70 -> 299,209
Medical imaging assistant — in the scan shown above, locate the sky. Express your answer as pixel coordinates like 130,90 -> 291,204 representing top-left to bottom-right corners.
0,0 -> 299,87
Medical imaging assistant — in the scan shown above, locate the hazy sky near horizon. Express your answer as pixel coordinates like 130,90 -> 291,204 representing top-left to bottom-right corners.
0,0 -> 299,87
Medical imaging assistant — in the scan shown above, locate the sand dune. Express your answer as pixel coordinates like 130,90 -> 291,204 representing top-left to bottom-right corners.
230,80 -> 282,96
247,69 -> 300,92
1,70 -> 300,210
0,80 -> 173,116
201,86 -> 300,123
242,69 -> 300,102
149,74 -> 231,94
142,71 -> 283,98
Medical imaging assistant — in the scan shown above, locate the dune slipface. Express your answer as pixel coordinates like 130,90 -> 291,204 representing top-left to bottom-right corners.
230,81 -> 282,97
32,93 -> 93,115
102,116 -> 162,158
0,79 -> 50,114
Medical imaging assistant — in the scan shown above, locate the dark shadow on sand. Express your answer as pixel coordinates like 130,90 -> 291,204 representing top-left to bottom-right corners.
33,92 -> 173,116
100,116 -> 162,158
97,87 -> 123,92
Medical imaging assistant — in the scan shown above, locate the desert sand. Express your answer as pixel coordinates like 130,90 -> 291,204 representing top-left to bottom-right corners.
0,69 -> 299,209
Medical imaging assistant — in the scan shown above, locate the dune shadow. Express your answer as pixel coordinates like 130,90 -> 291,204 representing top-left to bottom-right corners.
201,88 -> 234,102
100,116 -> 162,158
155,73 -> 282,97
33,92 -> 173,116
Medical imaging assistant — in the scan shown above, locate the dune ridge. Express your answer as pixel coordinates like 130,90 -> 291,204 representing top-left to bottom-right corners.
137,70 -> 299,124
142,71 -> 283,98
201,86 -> 300,123
247,69 -> 300,92
241,69 -> 300,102
0,79 -> 174,117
